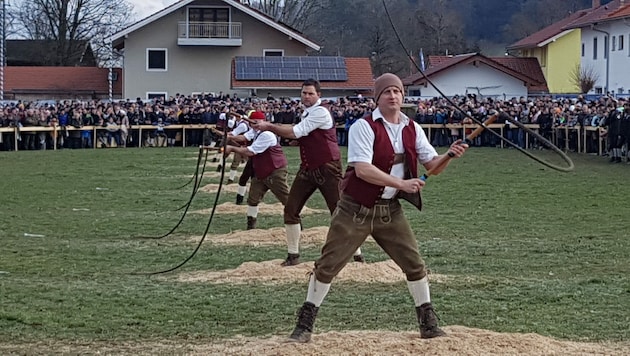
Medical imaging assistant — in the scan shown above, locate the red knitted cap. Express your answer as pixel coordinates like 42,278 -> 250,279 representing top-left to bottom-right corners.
249,111 -> 266,120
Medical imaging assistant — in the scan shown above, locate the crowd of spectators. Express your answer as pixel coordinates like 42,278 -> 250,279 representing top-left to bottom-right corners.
1,92 -> 628,161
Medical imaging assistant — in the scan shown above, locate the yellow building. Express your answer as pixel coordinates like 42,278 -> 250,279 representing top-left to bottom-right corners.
507,10 -> 588,94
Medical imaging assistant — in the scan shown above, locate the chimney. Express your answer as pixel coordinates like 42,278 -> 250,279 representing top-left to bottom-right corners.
592,0 -> 600,8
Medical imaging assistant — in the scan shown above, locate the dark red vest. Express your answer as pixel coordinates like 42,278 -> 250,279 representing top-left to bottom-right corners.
251,143 -> 287,179
341,115 -> 418,208
298,111 -> 340,170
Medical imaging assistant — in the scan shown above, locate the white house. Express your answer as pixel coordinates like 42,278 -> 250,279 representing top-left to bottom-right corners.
402,53 -> 548,100
564,0 -> 630,96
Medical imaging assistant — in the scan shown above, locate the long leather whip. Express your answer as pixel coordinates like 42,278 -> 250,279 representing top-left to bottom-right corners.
133,124 -> 230,275
382,0 -> 574,177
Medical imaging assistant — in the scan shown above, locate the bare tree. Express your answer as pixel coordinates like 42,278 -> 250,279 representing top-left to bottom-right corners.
250,0 -> 328,32
9,0 -> 133,66
412,0 -> 466,56
367,23 -> 407,76
570,63 -> 599,94
503,0 -> 588,43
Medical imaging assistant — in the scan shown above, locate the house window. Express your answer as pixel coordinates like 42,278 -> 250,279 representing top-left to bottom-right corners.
612,36 -> 617,51
264,49 -> 284,57
618,88 -> 624,94
594,87 -> 603,94
593,37 -> 598,59
540,47 -> 547,67
147,92 -> 168,101
189,7 -> 229,22
604,36 -> 608,59
581,43 -> 585,57
147,48 -> 167,71
189,7 -> 230,38
620,35 -> 625,51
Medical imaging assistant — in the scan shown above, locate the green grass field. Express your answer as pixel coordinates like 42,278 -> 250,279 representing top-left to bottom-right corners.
1,146 -> 629,349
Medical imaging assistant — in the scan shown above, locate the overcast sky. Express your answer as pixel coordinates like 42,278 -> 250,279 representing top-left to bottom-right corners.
128,0 -> 179,20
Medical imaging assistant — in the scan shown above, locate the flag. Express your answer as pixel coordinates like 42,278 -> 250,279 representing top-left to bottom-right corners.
419,48 -> 426,72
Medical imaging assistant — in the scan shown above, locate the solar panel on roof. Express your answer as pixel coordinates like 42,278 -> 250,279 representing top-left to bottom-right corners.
300,68 -> 318,78
262,68 -> 282,80
234,56 -> 348,81
265,61 -> 283,68
282,57 -> 300,64
235,66 -> 264,80
282,60 -> 300,68
319,57 -> 338,67
300,58 -> 318,67
277,67 -> 299,80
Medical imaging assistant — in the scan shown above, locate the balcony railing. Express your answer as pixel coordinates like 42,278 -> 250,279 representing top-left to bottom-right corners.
178,21 -> 242,43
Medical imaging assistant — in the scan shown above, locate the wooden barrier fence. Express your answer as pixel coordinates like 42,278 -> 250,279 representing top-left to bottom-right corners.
0,123 -> 608,155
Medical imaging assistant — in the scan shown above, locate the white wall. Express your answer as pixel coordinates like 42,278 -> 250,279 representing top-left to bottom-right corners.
581,20 -> 630,96
407,61 -> 528,100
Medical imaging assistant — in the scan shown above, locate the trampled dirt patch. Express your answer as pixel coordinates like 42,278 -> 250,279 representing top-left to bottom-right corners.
191,202 -> 326,215
199,183 -> 249,194
2,327 -> 627,355
170,326 -> 630,355
192,226 -> 331,246
174,259 -> 447,285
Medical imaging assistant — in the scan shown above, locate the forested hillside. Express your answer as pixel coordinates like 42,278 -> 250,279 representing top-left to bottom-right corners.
298,0 -> 612,76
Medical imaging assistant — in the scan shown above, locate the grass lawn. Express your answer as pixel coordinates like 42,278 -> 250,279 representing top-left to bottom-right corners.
1,146 -> 629,345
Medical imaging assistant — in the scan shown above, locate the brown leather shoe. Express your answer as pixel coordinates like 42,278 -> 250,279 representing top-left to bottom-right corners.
287,302 -> 318,343
246,216 -> 257,230
416,303 -> 446,339
281,253 -> 300,266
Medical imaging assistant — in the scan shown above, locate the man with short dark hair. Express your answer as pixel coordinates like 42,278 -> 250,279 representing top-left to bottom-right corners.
251,78 -> 364,266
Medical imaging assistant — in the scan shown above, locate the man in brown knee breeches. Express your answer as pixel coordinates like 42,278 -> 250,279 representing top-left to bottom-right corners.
224,111 -> 290,230
251,79 -> 364,266
287,73 -> 469,343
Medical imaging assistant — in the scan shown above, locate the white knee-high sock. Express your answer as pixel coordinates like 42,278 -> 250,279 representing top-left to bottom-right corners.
306,274 -> 331,307
407,277 -> 431,307
246,205 -> 259,218
285,224 -> 301,254
229,169 -> 237,180
237,185 -> 247,196
353,247 -> 362,256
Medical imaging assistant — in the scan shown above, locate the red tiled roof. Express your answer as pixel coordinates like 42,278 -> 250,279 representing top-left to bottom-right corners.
607,2 -> 630,17
5,66 -> 122,96
402,53 -> 548,93
493,57 -> 548,92
564,0 -> 630,28
427,55 -> 456,67
231,57 -> 374,92
507,10 -> 589,50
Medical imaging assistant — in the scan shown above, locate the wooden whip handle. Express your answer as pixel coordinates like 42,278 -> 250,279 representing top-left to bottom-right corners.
421,113 -> 498,181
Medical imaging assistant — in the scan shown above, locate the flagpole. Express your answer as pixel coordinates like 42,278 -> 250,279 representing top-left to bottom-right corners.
419,48 -> 426,72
